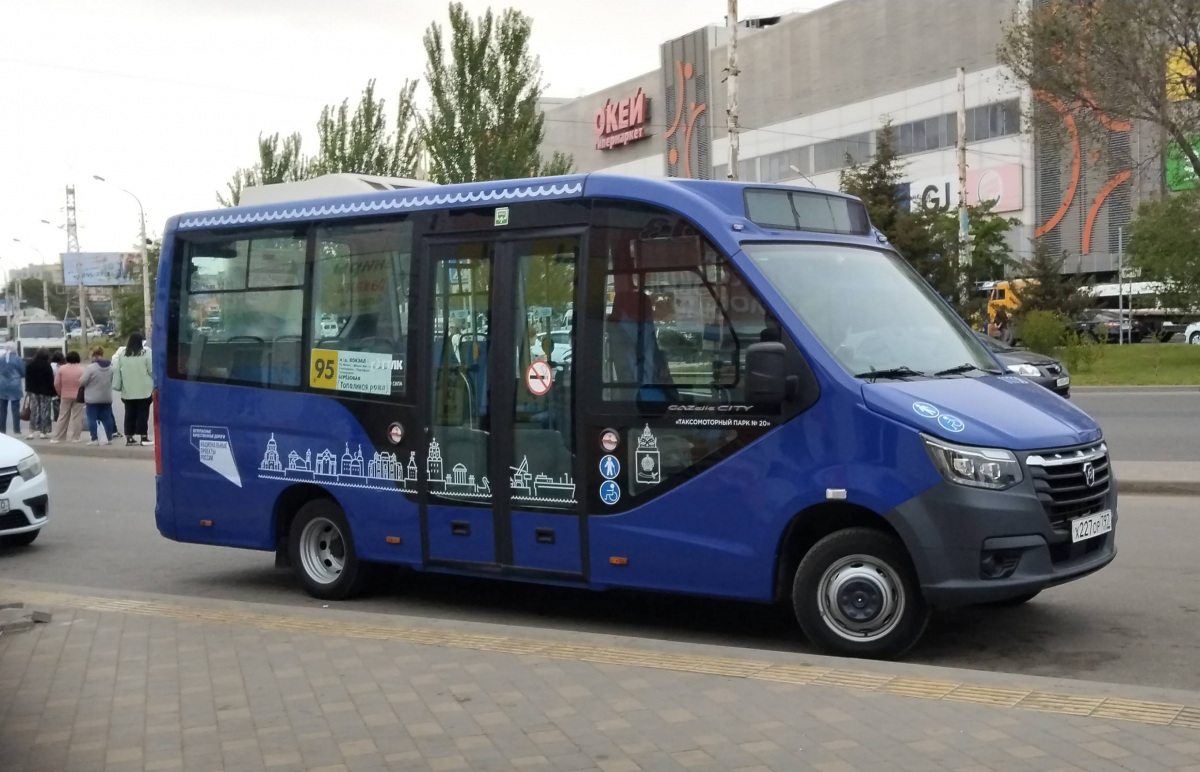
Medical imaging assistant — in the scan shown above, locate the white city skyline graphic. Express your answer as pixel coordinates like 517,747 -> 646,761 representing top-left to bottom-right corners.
257,434 -> 575,504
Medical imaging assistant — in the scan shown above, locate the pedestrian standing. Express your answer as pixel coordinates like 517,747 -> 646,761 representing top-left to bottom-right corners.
113,332 -> 153,446
0,342 -> 24,435
24,348 -> 57,439
49,351 -> 64,423
50,351 -> 85,443
78,348 -> 117,445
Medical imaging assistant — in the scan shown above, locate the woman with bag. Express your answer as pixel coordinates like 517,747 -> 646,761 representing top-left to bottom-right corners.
51,351 -> 85,443
113,332 -> 153,446
78,348 -> 117,445
0,341 -> 24,435
24,348 -> 57,439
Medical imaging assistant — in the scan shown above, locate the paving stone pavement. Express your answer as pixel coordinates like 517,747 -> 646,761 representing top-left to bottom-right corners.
1,592 -> 1199,772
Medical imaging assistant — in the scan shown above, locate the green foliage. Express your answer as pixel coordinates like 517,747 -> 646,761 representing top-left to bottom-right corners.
1059,330 -> 1104,374
840,121 -> 1016,313
998,0 -> 1200,180
422,2 -> 574,183
1070,342 -> 1200,386
1011,242 -> 1090,320
217,133 -> 308,207
112,241 -> 160,338
1018,310 -> 1066,356
312,79 -> 421,177
1128,190 -> 1200,313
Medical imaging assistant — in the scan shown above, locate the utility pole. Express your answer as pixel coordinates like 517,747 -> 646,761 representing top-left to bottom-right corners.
726,0 -> 739,180
1117,226 -> 1125,346
956,67 -> 970,305
66,184 -> 88,354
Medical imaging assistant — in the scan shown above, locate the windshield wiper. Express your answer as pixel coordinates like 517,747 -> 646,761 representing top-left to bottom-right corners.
934,363 -> 1001,377
854,366 -> 926,381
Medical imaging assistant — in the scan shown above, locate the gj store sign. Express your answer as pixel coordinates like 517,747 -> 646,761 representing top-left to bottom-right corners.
595,89 -> 650,150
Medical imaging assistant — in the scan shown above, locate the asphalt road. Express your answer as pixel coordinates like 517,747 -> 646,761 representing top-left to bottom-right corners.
1072,389 -> 1200,461
2,455 -> 1197,692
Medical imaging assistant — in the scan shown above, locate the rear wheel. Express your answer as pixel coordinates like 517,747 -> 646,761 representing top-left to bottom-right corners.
792,528 -> 929,659
288,500 -> 371,600
0,529 -> 41,547
1190,332 -> 1200,345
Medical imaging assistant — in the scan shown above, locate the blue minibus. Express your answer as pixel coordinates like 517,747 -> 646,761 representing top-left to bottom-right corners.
153,175 -> 1115,658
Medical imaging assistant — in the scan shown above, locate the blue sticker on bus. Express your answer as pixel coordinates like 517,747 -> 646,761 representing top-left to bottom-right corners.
912,402 -> 940,419
599,480 -> 621,505
599,455 -> 620,480
938,414 -> 966,433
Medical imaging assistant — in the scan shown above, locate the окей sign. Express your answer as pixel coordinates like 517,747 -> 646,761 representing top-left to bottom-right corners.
595,89 -> 650,150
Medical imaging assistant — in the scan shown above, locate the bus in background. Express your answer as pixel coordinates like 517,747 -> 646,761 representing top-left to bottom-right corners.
11,310 -> 67,361
154,174 -> 1114,659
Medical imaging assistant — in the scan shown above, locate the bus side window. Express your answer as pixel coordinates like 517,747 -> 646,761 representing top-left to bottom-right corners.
311,220 -> 414,399
173,230 -> 306,388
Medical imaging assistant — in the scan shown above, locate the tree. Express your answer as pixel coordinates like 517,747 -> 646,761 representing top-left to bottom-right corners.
1010,241 -> 1090,321
216,133 -> 308,207
113,240 -> 160,338
999,0 -> 1200,179
311,79 -> 421,177
422,2 -> 573,183
1127,189 -> 1200,311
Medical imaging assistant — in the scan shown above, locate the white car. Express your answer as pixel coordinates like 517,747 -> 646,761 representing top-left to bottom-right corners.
1187,322 -> 1200,345
0,436 -> 48,547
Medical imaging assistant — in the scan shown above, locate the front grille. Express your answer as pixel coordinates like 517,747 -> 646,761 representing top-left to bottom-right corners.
0,511 -> 31,532
1026,442 -> 1110,531
0,468 -> 17,494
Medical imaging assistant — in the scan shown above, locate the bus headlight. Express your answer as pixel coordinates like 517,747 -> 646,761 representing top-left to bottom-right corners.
922,435 -> 1022,490
17,454 -> 43,481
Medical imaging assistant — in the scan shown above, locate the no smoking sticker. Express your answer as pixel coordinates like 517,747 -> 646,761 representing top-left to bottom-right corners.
525,360 -> 553,396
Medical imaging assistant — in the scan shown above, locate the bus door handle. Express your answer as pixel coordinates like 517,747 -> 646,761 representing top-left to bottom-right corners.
535,527 -> 556,545
450,520 -> 470,536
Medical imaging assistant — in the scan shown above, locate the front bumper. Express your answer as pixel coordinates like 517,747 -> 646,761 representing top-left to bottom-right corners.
0,471 -> 50,536
889,475 -> 1116,608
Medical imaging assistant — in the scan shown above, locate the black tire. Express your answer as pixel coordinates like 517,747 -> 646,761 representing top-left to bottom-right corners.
288,499 -> 371,600
792,528 -> 929,659
988,590 -> 1040,607
0,529 -> 41,547
1190,332 -> 1200,346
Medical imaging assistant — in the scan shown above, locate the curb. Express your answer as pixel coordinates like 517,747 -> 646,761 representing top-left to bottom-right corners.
33,443 -> 153,461
1072,385 -> 1200,393
1117,479 -> 1200,496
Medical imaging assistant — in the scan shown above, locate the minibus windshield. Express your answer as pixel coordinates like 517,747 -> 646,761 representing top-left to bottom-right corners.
745,242 -> 998,379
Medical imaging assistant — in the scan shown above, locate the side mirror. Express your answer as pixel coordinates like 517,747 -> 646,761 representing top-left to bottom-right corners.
745,341 -> 787,405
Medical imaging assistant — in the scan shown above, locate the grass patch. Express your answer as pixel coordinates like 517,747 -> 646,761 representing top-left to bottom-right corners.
1070,344 -> 1200,386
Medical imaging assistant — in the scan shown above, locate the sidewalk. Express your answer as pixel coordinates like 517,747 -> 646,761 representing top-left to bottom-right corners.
2,582 -> 1198,772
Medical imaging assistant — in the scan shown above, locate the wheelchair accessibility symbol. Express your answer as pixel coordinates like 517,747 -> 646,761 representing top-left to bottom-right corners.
599,480 -> 621,505
938,414 -> 965,433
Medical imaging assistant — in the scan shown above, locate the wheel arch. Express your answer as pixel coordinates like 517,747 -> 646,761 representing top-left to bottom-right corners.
271,483 -> 338,567
772,501 -> 907,603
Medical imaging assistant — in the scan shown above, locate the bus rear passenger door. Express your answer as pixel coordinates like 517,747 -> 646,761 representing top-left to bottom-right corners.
504,236 -> 583,576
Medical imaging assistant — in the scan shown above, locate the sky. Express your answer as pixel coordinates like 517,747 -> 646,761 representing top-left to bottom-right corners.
1,0 -> 838,276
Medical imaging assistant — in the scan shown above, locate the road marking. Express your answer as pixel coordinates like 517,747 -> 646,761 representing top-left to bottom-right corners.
4,586 -> 1199,731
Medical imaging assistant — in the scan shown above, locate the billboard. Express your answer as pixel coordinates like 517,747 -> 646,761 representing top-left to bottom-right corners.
61,252 -> 139,286
907,165 -> 1024,213
1167,137 -> 1200,191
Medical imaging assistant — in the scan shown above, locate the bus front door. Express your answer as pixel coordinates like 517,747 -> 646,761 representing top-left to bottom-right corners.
422,235 -> 584,579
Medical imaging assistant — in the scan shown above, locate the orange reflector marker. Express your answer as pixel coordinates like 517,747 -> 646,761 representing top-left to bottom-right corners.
386,536 -> 402,545
200,520 -> 212,527
609,556 -> 628,566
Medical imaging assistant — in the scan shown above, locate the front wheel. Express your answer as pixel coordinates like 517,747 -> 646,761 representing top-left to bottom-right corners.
288,500 -> 371,600
792,528 -> 929,659
0,529 -> 41,547
1190,332 -> 1200,345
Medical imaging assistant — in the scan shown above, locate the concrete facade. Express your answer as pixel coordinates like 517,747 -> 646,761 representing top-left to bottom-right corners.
539,0 -> 1154,278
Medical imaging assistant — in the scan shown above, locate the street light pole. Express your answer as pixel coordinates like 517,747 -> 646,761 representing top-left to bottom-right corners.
93,176 -> 152,338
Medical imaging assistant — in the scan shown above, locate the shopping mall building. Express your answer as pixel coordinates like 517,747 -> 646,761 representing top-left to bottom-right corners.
540,0 -> 1160,278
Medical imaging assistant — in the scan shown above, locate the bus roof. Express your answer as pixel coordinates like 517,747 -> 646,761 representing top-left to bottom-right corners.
171,174 -> 879,252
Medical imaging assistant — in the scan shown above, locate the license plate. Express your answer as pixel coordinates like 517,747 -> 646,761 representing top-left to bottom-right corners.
1071,510 -> 1112,543
0,500 -> 8,513
1056,376 -> 1070,388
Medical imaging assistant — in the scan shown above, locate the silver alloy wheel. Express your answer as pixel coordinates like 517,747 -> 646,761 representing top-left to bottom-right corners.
1191,333 -> 1200,345
817,554 -> 905,642
299,516 -> 345,585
